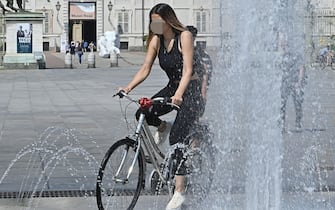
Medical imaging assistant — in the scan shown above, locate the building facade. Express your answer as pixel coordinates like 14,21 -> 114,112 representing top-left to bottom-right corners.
1,0 -> 334,54
10,0 -> 222,52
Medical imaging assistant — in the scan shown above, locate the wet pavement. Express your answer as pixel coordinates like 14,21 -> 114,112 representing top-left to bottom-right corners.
0,51 -> 335,209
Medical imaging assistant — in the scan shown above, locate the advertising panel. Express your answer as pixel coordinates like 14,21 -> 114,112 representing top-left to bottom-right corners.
17,23 -> 32,53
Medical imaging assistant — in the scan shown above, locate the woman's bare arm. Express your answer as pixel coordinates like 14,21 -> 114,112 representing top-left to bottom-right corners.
123,36 -> 160,93
172,31 -> 194,105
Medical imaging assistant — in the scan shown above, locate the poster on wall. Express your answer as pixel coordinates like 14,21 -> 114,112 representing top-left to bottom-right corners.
69,2 -> 96,20
17,23 -> 32,53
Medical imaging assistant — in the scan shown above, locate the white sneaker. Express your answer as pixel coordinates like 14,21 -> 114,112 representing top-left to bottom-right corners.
154,121 -> 172,145
166,191 -> 185,210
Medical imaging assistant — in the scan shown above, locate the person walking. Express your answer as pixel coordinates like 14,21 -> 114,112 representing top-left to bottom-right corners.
118,3 -> 202,209
76,42 -> 84,64
89,41 -> 95,52
69,41 -> 76,55
279,40 -> 307,133
83,40 -> 88,52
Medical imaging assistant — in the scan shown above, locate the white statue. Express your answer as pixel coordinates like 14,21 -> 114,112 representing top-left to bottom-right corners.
98,31 -> 120,58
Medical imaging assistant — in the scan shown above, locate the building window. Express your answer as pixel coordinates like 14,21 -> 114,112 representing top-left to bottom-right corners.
44,12 -> 49,34
196,10 -> 208,33
118,11 -> 129,33
41,10 -> 53,34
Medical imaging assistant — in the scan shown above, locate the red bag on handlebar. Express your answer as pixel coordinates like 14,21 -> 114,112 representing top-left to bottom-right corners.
139,98 -> 153,110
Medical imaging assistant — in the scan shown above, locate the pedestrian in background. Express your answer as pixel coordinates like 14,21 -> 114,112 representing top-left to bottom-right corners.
70,41 -> 76,61
76,42 -> 84,64
83,40 -> 88,52
279,37 -> 307,133
187,25 -> 213,117
89,41 -> 95,52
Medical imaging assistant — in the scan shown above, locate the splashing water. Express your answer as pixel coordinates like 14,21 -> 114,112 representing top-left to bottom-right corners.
204,0 -> 334,209
2,1 -> 335,210
0,127 -> 99,208
214,1 -> 284,209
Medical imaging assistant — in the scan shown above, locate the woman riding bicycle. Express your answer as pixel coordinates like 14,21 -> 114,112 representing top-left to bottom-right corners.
119,3 -> 203,210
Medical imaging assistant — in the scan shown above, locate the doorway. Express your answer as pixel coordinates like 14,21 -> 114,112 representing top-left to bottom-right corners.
68,2 -> 96,45
69,20 -> 96,44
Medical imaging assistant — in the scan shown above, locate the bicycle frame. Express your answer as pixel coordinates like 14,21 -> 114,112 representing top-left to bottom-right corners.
114,105 -> 171,185
97,92 -> 215,210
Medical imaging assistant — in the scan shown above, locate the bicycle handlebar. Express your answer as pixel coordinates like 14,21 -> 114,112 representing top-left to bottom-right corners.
113,90 -> 180,111
113,90 -> 135,102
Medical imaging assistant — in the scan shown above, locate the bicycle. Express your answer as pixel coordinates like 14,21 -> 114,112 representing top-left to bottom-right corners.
318,53 -> 335,70
96,91 -> 215,210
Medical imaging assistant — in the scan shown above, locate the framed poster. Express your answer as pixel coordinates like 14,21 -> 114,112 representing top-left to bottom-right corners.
17,23 -> 32,53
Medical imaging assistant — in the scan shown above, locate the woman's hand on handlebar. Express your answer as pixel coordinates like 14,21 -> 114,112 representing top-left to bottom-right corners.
117,87 -> 131,94
171,95 -> 183,106
113,89 -> 135,101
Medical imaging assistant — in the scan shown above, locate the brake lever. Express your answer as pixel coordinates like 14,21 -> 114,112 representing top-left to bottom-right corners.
113,90 -> 126,98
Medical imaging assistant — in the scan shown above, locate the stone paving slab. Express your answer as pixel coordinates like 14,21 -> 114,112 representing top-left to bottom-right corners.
0,51 -> 334,209
44,51 -> 147,70
0,60 -> 169,195
0,192 -> 335,210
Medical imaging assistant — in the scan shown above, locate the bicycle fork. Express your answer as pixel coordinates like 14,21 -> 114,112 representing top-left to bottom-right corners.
113,115 -> 145,184
113,139 -> 141,184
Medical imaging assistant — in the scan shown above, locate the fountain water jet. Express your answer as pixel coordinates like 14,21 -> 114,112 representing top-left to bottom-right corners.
206,0 -> 312,209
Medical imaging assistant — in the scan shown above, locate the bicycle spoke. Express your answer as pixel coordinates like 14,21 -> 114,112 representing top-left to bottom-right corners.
96,139 -> 144,210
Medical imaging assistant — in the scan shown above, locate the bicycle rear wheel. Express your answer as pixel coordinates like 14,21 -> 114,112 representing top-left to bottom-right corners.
331,58 -> 335,70
182,126 -> 216,208
96,138 -> 145,210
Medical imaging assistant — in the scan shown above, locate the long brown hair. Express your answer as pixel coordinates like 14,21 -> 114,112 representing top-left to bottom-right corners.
146,3 -> 186,49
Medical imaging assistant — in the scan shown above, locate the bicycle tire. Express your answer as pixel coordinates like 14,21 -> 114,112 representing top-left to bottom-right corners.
320,57 -> 326,70
181,126 -> 216,209
332,61 -> 335,70
96,138 -> 145,210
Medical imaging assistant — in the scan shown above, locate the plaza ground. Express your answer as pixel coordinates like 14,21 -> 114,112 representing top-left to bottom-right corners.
0,51 -> 334,209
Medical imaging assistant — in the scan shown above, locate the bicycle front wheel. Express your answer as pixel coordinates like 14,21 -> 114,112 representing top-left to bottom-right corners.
320,57 -> 326,70
331,59 -> 335,70
96,138 -> 145,210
